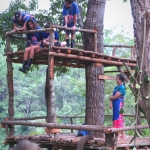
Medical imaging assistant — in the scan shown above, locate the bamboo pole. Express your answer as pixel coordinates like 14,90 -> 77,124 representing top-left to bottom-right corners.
49,52 -> 136,67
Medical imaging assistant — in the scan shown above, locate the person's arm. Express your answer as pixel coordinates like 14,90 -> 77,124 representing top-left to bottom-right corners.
109,92 -> 121,101
16,21 -> 27,31
72,14 -> 77,29
11,23 -> 19,33
110,101 -> 112,109
64,15 -> 68,27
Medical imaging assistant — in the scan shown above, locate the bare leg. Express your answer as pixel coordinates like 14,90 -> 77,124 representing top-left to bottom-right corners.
23,47 -> 31,60
29,45 -> 40,59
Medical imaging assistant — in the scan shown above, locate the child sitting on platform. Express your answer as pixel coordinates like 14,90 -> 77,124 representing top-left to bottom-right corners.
42,23 -> 66,48
19,19 -> 43,73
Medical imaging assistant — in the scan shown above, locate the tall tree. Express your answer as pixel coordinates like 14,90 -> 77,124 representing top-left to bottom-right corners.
130,0 -> 150,126
83,0 -> 106,137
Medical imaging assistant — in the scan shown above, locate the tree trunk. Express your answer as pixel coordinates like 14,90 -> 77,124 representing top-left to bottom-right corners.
130,0 -> 150,126
83,0 -> 106,137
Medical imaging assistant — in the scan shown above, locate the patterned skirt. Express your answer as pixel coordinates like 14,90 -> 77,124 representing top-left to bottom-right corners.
113,102 -> 124,128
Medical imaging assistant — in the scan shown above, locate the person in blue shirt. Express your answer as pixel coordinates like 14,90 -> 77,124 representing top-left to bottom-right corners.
19,19 -> 43,73
12,11 -> 36,32
62,0 -> 79,48
109,74 -> 126,138
42,23 -> 66,48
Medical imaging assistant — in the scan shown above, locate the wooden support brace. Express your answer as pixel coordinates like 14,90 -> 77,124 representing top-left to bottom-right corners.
98,75 -> 116,80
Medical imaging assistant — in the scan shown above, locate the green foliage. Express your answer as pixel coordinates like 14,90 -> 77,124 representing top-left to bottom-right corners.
138,104 -> 146,115
104,27 -> 134,58
0,0 -> 149,146
144,74 -> 150,85
119,108 -> 124,114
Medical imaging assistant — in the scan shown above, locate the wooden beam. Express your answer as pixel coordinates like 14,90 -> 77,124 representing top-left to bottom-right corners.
1,121 -> 105,132
98,75 -> 116,80
6,33 -> 14,150
47,30 -> 57,124
49,52 -> 136,67
105,125 -> 149,133
51,25 -> 97,33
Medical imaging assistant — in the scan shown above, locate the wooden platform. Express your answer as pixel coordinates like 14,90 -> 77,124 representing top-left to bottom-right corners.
5,133 -> 150,149
4,46 -> 136,68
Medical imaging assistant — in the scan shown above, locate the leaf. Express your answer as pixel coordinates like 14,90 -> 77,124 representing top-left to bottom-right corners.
134,65 -> 139,73
138,105 -> 146,115
119,108 -> 124,114
144,74 -> 150,85
130,76 -> 134,83
133,146 -> 137,150
131,119 -> 136,126
135,84 -> 140,89
136,130 -> 143,138
126,81 -> 130,87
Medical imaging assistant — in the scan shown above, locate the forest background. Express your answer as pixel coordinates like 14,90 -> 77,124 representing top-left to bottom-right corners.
0,0 -> 149,149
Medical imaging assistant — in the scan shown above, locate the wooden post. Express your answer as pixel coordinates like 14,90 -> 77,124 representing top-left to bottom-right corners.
70,118 -> 73,133
131,46 -> 136,59
47,30 -> 57,123
6,35 -> 14,149
105,133 -> 118,149
94,33 -> 97,52
112,47 -> 117,56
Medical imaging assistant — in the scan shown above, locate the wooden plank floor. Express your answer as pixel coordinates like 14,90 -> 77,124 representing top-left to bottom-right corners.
117,135 -> 150,148
5,133 -> 150,149
4,48 -> 136,68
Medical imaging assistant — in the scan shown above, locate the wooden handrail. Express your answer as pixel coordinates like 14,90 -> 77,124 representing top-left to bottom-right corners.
4,114 -> 145,121
1,121 -> 149,133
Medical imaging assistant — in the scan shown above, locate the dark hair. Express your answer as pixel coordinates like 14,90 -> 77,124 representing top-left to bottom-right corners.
14,11 -> 21,20
44,23 -> 50,28
117,74 -> 125,82
26,19 -> 37,30
65,0 -> 74,4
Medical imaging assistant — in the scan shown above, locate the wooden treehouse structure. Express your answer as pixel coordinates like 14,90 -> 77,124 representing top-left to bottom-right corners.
1,25 -> 150,150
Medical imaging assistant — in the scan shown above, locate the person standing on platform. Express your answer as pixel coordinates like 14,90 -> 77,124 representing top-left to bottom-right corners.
62,0 -> 79,48
109,74 -> 126,138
